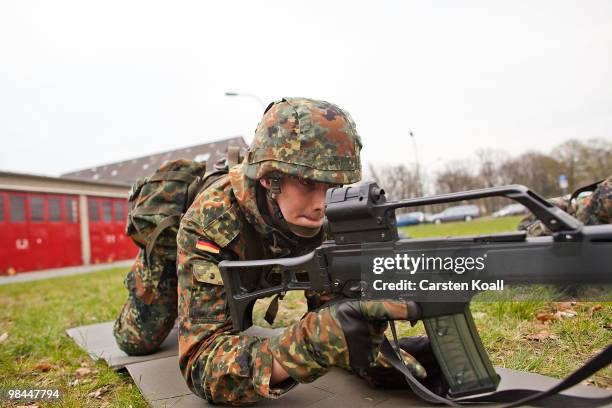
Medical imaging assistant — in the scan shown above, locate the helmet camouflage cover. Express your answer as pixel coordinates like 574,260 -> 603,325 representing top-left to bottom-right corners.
243,97 -> 362,185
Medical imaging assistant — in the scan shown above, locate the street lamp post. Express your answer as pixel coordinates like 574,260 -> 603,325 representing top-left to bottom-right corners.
410,131 -> 422,196
225,92 -> 267,110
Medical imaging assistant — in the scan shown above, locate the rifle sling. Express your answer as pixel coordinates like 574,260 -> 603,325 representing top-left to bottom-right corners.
383,323 -> 612,407
570,178 -> 605,202
384,324 -> 460,406
264,293 -> 284,326
145,215 -> 181,266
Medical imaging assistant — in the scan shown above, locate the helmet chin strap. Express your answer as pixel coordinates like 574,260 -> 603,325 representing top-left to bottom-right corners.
267,177 -> 322,238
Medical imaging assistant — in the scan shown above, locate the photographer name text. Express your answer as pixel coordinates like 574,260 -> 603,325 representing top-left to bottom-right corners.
372,279 -> 504,292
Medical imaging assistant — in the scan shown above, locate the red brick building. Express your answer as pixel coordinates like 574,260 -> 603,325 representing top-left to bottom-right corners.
0,137 -> 246,274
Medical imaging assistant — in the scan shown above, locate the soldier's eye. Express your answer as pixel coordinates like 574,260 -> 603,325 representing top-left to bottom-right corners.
298,178 -> 315,187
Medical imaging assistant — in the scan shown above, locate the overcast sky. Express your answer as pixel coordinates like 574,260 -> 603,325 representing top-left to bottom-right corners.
1,1 -> 611,179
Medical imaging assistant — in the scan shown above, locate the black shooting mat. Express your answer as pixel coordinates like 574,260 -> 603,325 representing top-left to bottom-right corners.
67,322 -> 612,407
66,321 -> 180,369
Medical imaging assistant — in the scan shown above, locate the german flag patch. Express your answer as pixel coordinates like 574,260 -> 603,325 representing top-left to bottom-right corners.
196,240 -> 220,254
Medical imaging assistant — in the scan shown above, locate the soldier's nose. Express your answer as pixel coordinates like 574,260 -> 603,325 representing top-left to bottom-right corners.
312,190 -> 327,213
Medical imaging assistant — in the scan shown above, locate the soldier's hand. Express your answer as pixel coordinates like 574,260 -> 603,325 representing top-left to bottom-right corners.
268,299 -> 421,383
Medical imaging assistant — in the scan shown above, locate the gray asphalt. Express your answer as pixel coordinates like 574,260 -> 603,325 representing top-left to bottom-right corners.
0,260 -> 133,285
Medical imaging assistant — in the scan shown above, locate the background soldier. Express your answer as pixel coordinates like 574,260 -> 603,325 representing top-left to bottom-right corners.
519,175 -> 612,236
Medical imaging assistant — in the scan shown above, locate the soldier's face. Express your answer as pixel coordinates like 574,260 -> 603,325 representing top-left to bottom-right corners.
261,177 -> 331,235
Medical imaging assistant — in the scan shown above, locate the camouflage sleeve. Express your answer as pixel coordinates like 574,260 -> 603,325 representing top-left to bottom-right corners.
518,196 -> 571,236
575,176 -> 612,225
176,216 -> 296,404
304,290 -> 336,311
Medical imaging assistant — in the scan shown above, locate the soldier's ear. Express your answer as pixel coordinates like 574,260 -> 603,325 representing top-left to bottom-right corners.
260,178 -> 271,190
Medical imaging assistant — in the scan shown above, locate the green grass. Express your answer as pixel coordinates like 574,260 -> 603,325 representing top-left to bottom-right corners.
0,214 -> 610,407
0,268 -> 147,407
400,215 -> 525,238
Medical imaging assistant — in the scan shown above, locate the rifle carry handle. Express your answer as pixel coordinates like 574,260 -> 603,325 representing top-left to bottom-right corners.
385,184 -> 581,235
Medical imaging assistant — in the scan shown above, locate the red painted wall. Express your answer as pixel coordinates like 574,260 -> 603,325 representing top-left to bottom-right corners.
0,190 -> 137,274
87,196 -> 138,265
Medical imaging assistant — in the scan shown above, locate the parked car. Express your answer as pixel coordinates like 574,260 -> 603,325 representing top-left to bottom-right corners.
493,203 -> 528,218
396,211 -> 430,227
431,205 -> 480,224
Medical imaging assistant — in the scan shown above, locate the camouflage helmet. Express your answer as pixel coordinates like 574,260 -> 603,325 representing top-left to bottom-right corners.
243,97 -> 362,184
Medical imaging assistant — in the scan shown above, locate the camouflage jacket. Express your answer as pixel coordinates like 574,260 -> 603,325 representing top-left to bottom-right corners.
176,164 -> 326,404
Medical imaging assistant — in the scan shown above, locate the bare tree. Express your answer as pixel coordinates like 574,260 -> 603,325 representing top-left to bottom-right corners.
435,161 -> 480,194
581,138 -> 612,181
499,151 -> 563,197
366,163 -> 381,183
476,149 -> 509,187
369,164 -> 423,211
431,162 -> 481,213
475,149 -> 510,212
553,138 -> 612,189
367,137 -> 611,216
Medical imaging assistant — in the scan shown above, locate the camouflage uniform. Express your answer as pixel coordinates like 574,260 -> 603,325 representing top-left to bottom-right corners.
519,175 -> 612,236
177,164 -> 324,400
116,98 -> 430,405
573,175 -> 612,224
176,166 -> 426,404
177,98 -> 432,405
113,251 -> 178,355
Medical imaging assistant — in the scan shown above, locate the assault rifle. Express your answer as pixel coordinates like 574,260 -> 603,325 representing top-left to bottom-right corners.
219,182 -> 612,406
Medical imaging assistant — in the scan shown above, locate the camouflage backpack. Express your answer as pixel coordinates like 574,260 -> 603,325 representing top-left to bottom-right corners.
126,147 -> 243,267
